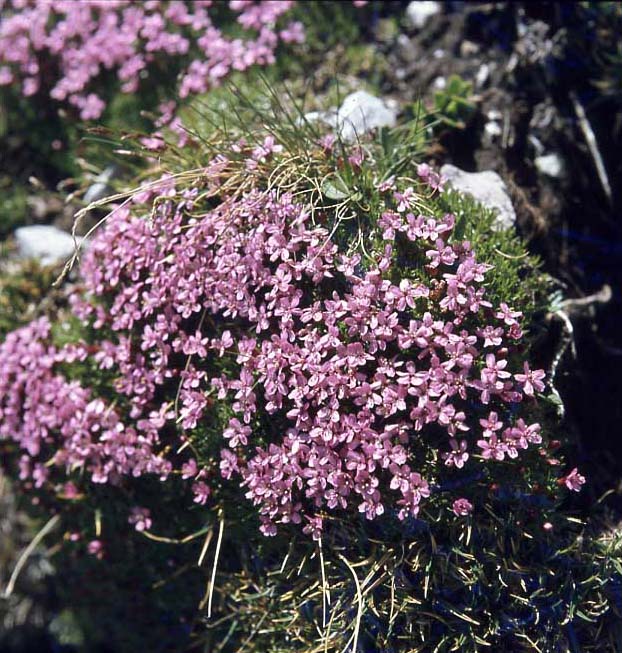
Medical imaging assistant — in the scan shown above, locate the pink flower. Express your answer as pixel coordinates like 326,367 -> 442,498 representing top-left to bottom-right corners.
224,417 -> 252,448
496,302 -> 522,326
481,354 -> 511,384
417,163 -> 445,191
479,411 -> 503,438
514,362 -> 546,397
87,540 -> 104,559
141,132 -> 166,151
347,146 -> 366,170
442,438 -> 469,468
394,187 -> 416,213
318,133 -> 336,153
376,176 -> 396,193
192,481 -> 211,505
452,498 -> 473,517
302,515 -> 323,540
61,482 -> 79,499
279,21 -> 305,44
477,435 -> 506,461
181,458 -> 198,479
563,468 -> 585,492
128,506 -> 152,532
0,66 -> 13,85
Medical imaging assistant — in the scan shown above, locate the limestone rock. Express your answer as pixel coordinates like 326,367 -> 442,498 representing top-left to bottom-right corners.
15,225 -> 79,266
406,1 -> 441,30
440,164 -> 516,230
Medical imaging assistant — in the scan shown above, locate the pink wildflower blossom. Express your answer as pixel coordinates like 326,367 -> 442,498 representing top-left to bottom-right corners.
514,362 -> 546,397
452,498 -> 473,516
128,507 -> 153,532
192,481 -> 211,505
88,540 -> 104,559
563,468 -> 586,492
0,156 -> 560,539
0,1 -> 364,120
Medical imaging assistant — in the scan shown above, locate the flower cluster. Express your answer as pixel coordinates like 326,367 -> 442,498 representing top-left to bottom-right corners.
0,318 -> 171,487
0,134 -> 583,538
0,0 -> 308,119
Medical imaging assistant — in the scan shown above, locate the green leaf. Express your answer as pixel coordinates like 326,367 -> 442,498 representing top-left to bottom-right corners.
380,126 -> 395,158
452,212 -> 467,242
322,175 -> 350,201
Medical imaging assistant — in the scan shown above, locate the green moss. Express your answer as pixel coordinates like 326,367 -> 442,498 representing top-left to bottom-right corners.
0,258 -> 58,337
437,189 -> 548,321
0,180 -> 29,238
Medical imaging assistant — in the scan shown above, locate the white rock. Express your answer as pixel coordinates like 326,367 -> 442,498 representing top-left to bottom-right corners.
440,164 -> 516,230
303,91 -> 397,142
15,225 -> 80,266
475,63 -> 490,88
535,153 -> 564,179
406,1 -> 441,29
528,134 -> 545,156
484,121 -> 502,138
302,109 -> 338,128
83,165 -> 117,204
334,91 -> 397,142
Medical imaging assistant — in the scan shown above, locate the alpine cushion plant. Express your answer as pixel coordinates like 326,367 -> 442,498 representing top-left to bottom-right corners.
1,116 -> 576,535
0,0 -> 364,121
1,105 -> 613,651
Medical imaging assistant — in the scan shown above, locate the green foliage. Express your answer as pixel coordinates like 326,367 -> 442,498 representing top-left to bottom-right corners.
176,80 -> 542,318
48,481 -> 209,653
437,189 -> 547,322
0,258 -> 58,338
288,1 -> 363,57
0,87 -> 80,182
196,503 -> 622,652
431,75 -> 476,130
0,448 -> 212,653
0,178 -> 29,238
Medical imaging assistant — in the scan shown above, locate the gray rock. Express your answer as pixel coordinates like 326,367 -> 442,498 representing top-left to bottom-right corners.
460,40 -> 480,57
83,165 -> 117,204
334,90 -> 398,142
15,225 -> 80,266
396,33 -> 417,62
535,153 -> 564,179
440,164 -> 516,231
406,1 -> 441,30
